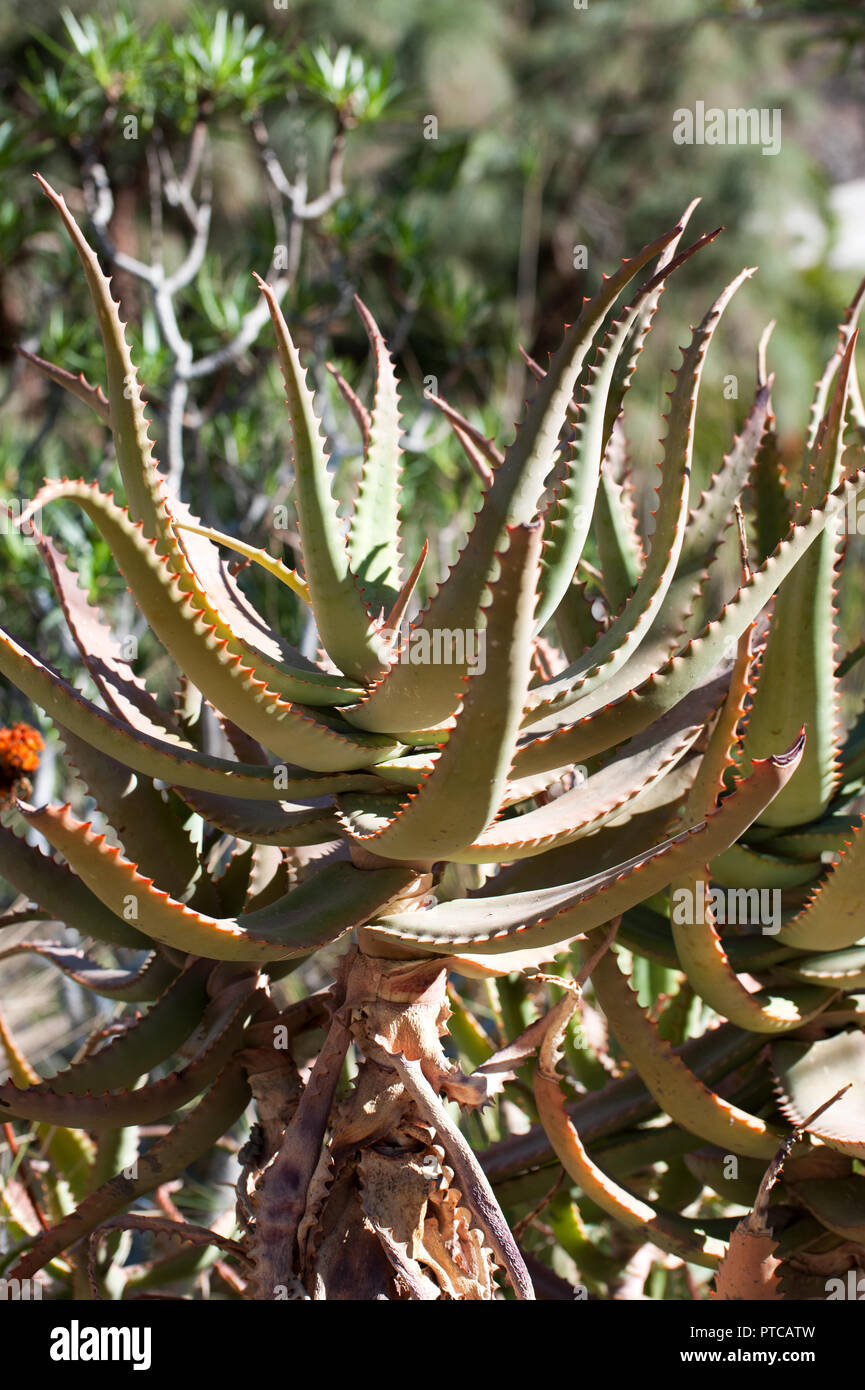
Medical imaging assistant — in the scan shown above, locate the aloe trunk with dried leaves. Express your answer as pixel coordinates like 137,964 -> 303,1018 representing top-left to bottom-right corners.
1,178 -> 865,1300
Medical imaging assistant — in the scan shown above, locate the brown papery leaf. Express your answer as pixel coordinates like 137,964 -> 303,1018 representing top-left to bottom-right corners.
713,1083 -> 851,1300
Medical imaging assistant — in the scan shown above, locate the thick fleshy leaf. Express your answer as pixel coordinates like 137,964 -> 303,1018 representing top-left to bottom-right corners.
709,843 -> 820,889
337,521 -> 541,860
326,358 -> 371,444
667,619 -> 831,1032
0,982 -> 256,1128
366,739 -> 803,955
773,1032 -> 865,1158
780,945 -> 865,989
255,273 -> 386,680
0,817 -> 148,948
525,267 -> 754,725
483,1019 -> 767,1184
0,942 -> 177,1001
34,959 -> 212,1098
35,176 -> 163,538
344,221 -> 690,735
534,993 -> 724,1266
588,946 -> 782,1158
174,785 -> 340,846
600,198 -> 702,441
670,880 -> 834,1034
37,531 -> 182,741
512,465 -> 865,773
535,224 -> 718,634
7,1059 -> 251,1281
19,189 -> 346,693
737,336 -> 857,826
37,179 -> 310,684
759,815 -> 859,861
30,481 -> 396,764
651,379 -> 772,647
483,773 -> 695,896
22,800 -> 418,962
168,495 -> 317,671
447,671 -> 723,864
347,296 -> 404,614
777,816 -> 865,950
803,275 -> 865,455
57,726 -> 208,906
0,620 -> 383,799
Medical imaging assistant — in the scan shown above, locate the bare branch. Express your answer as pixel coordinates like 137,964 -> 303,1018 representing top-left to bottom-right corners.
164,144 -> 213,294
82,156 -> 155,285
252,112 -> 346,221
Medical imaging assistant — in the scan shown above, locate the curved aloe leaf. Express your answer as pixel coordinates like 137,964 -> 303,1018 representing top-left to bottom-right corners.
777,816 -> 865,950
736,335 -> 857,826
0,818 -> 148,948
0,621 -> 383,798
0,982 -> 256,1128
535,225 -> 719,634
255,273 -> 386,680
31,181 -> 341,692
513,466 -> 865,773
484,784 -> 693,897
447,673 -> 721,864
670,883 -> 834,1034
36,959 -> 212,1098
7,1059 -> 251,1281
344,221 -> 691,735
534,993 -> 724,1266
367,739 -> 803,955
338,521 -> 541,860
21,801 -> 417,962
32,481 -> 394,760
57,726 -> 208,906
35,175 -> 163,539
780,945 -> 865,989
37,531 -> 181,741
652,378 -> 772,647
483,1018 -> 767,1183
173,785 -> 340,847
709,843 -> 820,889
0,942 -> 177,1002
587,946 -> 783,1158
773,1031 -> 865,1158
601,197 -> 702,440
347,296 -> 404,614
526,267 -> 754,724
667,618 -> 832,1032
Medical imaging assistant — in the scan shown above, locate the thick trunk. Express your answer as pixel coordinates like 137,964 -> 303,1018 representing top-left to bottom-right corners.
243,944 -> 534,1300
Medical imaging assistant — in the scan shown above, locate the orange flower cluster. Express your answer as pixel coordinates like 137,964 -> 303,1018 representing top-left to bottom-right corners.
0,722 -> 44,799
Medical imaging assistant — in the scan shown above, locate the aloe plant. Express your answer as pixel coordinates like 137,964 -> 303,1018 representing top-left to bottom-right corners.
1,178 -> 864,1301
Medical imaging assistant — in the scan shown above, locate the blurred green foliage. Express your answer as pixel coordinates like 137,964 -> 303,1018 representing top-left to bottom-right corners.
0,0 -> 863,715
